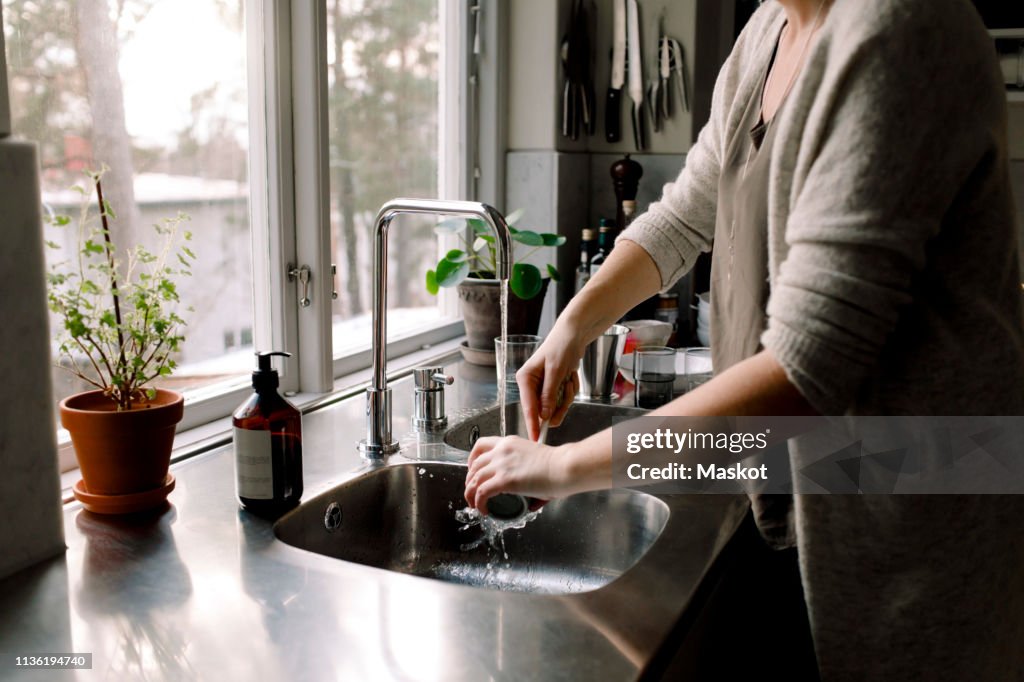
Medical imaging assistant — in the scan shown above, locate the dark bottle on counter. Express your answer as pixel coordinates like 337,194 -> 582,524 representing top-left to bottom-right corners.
655,292 -> 680,346
589,219 -> 614,278
575,228 -> 596,294
234,351 -> 303,516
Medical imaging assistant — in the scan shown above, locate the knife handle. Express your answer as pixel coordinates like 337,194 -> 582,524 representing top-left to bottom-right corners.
605,88 -> 622,143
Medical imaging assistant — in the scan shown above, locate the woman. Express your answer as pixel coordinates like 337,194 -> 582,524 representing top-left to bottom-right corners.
465,0 -> 1024,678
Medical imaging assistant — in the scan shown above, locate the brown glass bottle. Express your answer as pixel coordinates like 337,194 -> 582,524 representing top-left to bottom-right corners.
233,351 -> 303,517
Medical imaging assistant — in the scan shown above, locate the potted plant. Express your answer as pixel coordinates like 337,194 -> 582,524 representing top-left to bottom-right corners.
426,209 -> 566,361
47,169 -> 194,513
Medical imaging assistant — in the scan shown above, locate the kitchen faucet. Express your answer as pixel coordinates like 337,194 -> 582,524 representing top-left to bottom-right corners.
359,198 -> 513,458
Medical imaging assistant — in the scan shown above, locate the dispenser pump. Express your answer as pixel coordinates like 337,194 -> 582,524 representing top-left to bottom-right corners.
253,351 -> 290,392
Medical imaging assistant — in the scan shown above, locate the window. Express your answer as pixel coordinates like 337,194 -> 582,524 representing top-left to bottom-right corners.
3,0 -> 253,406
3,0 -> 471,462
325,0 -> 449,358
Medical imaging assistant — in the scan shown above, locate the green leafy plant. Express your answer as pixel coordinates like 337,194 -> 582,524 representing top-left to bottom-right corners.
45,169 -> 194,411
426,208 -> 566,300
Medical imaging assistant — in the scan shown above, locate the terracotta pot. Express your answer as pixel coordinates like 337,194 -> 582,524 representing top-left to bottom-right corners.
457,278 -> 550,350
60,389 -> 184,496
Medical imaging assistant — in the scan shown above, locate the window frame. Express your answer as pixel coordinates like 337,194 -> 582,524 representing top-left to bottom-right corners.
251,0 -> 490,398
33,0 -> 495,473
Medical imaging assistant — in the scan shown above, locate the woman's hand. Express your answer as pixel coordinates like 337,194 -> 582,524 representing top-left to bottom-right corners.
464,436 -> 573,512
516,326 -> 585,441
516,242 -> 663,441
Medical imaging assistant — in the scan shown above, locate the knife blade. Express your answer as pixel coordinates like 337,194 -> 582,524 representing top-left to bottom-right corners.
660,34 -> 671,120
605,0 -> 626,143
627,0 -> 645,150
671,39 -> 689,113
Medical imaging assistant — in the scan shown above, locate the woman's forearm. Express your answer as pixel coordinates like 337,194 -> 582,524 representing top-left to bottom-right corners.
559,239 -> 663,342
650,348 -> 815,418
557,349 -> 816,492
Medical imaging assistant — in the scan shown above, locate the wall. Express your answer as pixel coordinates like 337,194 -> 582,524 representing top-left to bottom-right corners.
0,10 -> 65,581
0,139 -> 66,580
506,0 -> 719,324
508,0 -> 700,155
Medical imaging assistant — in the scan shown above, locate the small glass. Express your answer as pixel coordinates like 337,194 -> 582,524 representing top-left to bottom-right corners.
495,334 -> 542,398
683,347 -> 714,392
634,346 -> 676,409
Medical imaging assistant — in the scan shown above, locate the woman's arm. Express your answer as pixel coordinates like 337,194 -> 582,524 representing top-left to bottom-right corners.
516,241 -> 661,439
513,7 -> 787,439
465,348 -> 814,510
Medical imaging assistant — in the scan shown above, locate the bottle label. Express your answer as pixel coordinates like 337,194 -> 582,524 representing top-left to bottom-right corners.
234,427 -> 273,499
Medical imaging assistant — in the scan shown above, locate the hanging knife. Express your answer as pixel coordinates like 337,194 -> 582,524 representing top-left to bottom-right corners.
659,32 -> 671,120
605,0 -> 626,143
627,0 -> 645,151
671,38 -> 690,113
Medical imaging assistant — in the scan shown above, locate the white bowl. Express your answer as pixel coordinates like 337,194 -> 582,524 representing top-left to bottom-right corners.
696,327 -> 710,346
624,319 -> 673,348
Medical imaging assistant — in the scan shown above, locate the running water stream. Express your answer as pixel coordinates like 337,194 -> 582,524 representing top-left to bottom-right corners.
455,505 -> 543,557
498,279 -> 509,437
454,277 -> 547,558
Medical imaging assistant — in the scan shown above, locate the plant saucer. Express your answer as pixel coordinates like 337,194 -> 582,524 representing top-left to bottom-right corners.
73,474 -> 176,515
459,340 -> 496,366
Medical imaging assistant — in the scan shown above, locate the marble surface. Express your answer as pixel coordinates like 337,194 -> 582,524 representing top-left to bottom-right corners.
0,140 -> 66,579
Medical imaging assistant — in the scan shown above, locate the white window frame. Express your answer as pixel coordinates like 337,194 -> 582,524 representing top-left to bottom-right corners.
248,0 -> 496,397
40,0 -> 498,472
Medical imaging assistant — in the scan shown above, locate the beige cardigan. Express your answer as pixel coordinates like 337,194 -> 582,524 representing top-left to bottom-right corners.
619,0 -> 1024,679
621,0 -> 1023,416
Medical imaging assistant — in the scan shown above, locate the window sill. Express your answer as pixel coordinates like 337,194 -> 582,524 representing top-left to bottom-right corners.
60,334 -> 467,503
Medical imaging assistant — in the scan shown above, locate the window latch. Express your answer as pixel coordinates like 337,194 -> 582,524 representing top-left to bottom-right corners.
288,265 -> 312,307
331,263 -> 338,300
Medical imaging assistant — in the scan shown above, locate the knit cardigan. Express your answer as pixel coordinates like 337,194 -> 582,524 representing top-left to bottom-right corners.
620,0 -> 1023,417
618,0 -> 1024,679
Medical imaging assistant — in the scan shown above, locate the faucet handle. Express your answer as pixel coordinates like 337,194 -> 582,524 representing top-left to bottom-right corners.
414,366 -> 454,390
413,366 -> 452,433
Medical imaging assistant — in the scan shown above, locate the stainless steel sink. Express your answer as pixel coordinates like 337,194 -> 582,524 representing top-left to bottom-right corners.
274,461 -> 669,594
444,401 -> 646,451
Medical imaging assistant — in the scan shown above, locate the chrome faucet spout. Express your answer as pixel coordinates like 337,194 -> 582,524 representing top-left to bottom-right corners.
359,198 -> 513,458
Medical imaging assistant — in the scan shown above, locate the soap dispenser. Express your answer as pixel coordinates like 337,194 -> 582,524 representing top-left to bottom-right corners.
233,351 -> 303,516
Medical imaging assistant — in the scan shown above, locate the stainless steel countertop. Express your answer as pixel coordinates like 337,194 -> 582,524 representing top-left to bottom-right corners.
0,351 -> 748,682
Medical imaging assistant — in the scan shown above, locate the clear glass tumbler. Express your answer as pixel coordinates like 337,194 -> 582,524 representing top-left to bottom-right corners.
634,346 -> 676,409
494,334 -> 542,399
683,347 -> 714,392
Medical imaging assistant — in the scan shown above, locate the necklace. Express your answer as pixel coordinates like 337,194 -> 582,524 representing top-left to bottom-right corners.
762,1 -> 829,122
727,0 -> 829,282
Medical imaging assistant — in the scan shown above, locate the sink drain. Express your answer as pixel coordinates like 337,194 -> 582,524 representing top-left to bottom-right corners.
470,425 -> 480,448
324,502 -> 342,532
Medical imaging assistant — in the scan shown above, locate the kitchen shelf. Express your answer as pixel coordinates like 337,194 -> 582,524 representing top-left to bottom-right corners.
990,29 -> 1024,40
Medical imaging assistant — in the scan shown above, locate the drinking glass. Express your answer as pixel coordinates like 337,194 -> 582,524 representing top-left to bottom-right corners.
494,335 -> 542,398
683,347 -> 714,392
634,346 -> 676,409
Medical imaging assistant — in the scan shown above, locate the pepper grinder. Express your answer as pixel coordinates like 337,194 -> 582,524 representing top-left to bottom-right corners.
610,154 -> 644,235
